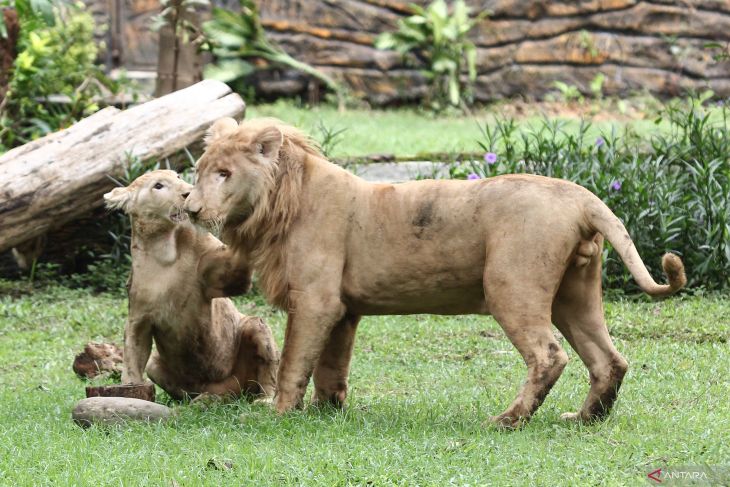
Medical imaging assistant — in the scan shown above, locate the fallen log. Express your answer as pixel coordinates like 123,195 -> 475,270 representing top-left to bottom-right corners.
0,80 -> 245,253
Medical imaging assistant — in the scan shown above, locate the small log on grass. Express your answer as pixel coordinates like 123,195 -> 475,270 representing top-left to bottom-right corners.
72,397 -> 171,427
0,80 -> 245,253
85,383 -> 156,402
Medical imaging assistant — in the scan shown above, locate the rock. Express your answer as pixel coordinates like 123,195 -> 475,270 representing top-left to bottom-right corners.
72,342 -> 123,379
72,397 -> 171,427
85,382 -> 156,402
252,0 -> 730,103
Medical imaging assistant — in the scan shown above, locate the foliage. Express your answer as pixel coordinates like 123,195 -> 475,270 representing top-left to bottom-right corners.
550,80 -> 584,103
450,97 -> 730,291
202,0 -> 343,102
375,0 -> 487,110
0,2 -> 114,150
313,119 -> 347,159
0,0 -> 56,38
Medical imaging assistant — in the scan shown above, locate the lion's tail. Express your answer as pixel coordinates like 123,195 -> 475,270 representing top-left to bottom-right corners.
585,196 -> 686,297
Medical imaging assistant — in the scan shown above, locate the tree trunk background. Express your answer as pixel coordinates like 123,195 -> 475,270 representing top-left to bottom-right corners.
0,8 -> 20,103
253,0 -> 730,104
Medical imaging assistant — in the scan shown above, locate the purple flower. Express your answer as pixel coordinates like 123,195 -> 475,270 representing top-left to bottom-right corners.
467,173 -> 481,180
595,137 -> 605,147
610,180 -> 622,191
484,152 -> 498,164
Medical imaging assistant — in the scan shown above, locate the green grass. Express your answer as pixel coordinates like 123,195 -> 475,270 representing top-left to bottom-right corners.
1,284 -> 728,485
247,101 -> 669,159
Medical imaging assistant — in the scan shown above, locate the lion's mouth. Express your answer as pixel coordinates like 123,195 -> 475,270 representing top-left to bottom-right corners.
169,208 -> 187,223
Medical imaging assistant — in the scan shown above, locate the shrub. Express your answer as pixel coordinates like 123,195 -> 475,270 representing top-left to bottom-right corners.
0,2 -> 113,150
202,0 -> 344,104
450,99 -> 730,291
376,0 -> 486,110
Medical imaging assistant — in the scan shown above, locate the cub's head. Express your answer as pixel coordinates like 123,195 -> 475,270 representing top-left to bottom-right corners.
104,169 -> 193,224
183,117 -> 283,231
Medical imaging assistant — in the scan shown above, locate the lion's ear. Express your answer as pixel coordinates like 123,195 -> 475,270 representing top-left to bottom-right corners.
204,117 -> 239,147
255,126 -> 283,164
104,187 -> 132,212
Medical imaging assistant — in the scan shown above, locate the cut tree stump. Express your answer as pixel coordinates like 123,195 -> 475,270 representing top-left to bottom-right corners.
85,383 -> 156,402
0,80 -> 245,253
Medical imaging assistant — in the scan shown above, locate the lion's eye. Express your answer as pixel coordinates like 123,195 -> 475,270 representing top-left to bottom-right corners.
218,170 -> 231,178
153,182 -> 164,190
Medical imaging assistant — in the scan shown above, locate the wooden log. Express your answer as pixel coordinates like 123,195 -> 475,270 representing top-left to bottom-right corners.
85,383 -> 156,402
72,397 -> 171,427
0,80 -> 245,253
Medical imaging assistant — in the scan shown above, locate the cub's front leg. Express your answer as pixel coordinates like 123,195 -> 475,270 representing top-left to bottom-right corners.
121,316 -> 152,384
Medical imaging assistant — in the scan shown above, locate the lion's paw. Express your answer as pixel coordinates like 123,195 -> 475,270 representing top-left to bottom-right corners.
488,414 -> 524,430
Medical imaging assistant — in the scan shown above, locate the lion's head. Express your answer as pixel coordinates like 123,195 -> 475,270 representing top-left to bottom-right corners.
104,169 -> 192,224
184,118 -> 319,240
183,118 -> 281,232
185,117 -> 320,306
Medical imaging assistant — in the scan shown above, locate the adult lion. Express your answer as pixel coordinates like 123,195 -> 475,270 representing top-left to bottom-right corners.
184,118 -> 686,427
104,170 -> 278,400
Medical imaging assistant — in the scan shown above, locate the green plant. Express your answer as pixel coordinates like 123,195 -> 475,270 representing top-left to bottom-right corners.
589,73 -> 605,100
0,2 -> 114,150
375,0 -> 486,110
704,41 -> 730,62
202,0 -> 344,103
0,0 -> 56,37
451,96 -> 730,291
578,30 -> 599,59
550,80 -> 584,103
313,119 -> 347,159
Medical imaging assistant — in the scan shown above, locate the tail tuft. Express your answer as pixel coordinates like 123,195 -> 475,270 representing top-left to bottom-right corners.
661,252 -> 687,293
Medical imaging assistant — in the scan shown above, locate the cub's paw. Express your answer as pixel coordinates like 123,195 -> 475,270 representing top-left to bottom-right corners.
252,396 -> 274,407
191,392 -> 226,409
560,411 -> 581,422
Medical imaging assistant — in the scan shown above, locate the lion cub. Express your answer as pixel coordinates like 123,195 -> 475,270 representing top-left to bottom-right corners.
104,170 -> 278,400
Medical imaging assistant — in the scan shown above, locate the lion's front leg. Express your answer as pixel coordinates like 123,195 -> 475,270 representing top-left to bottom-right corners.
312,313 -> 360,408
275,295 -> 346,413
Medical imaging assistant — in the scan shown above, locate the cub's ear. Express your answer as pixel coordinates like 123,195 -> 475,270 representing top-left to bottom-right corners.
103,187 -> 132,212
204,117 -> 239,147
255,125 -> 283,163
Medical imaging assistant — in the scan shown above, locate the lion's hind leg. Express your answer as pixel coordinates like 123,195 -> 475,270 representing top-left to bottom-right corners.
484,250 -> 570,428
488,314 -> 569,429
229,316 -> 280,399
552,236 -> 628,422
146,353 -> 186,400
